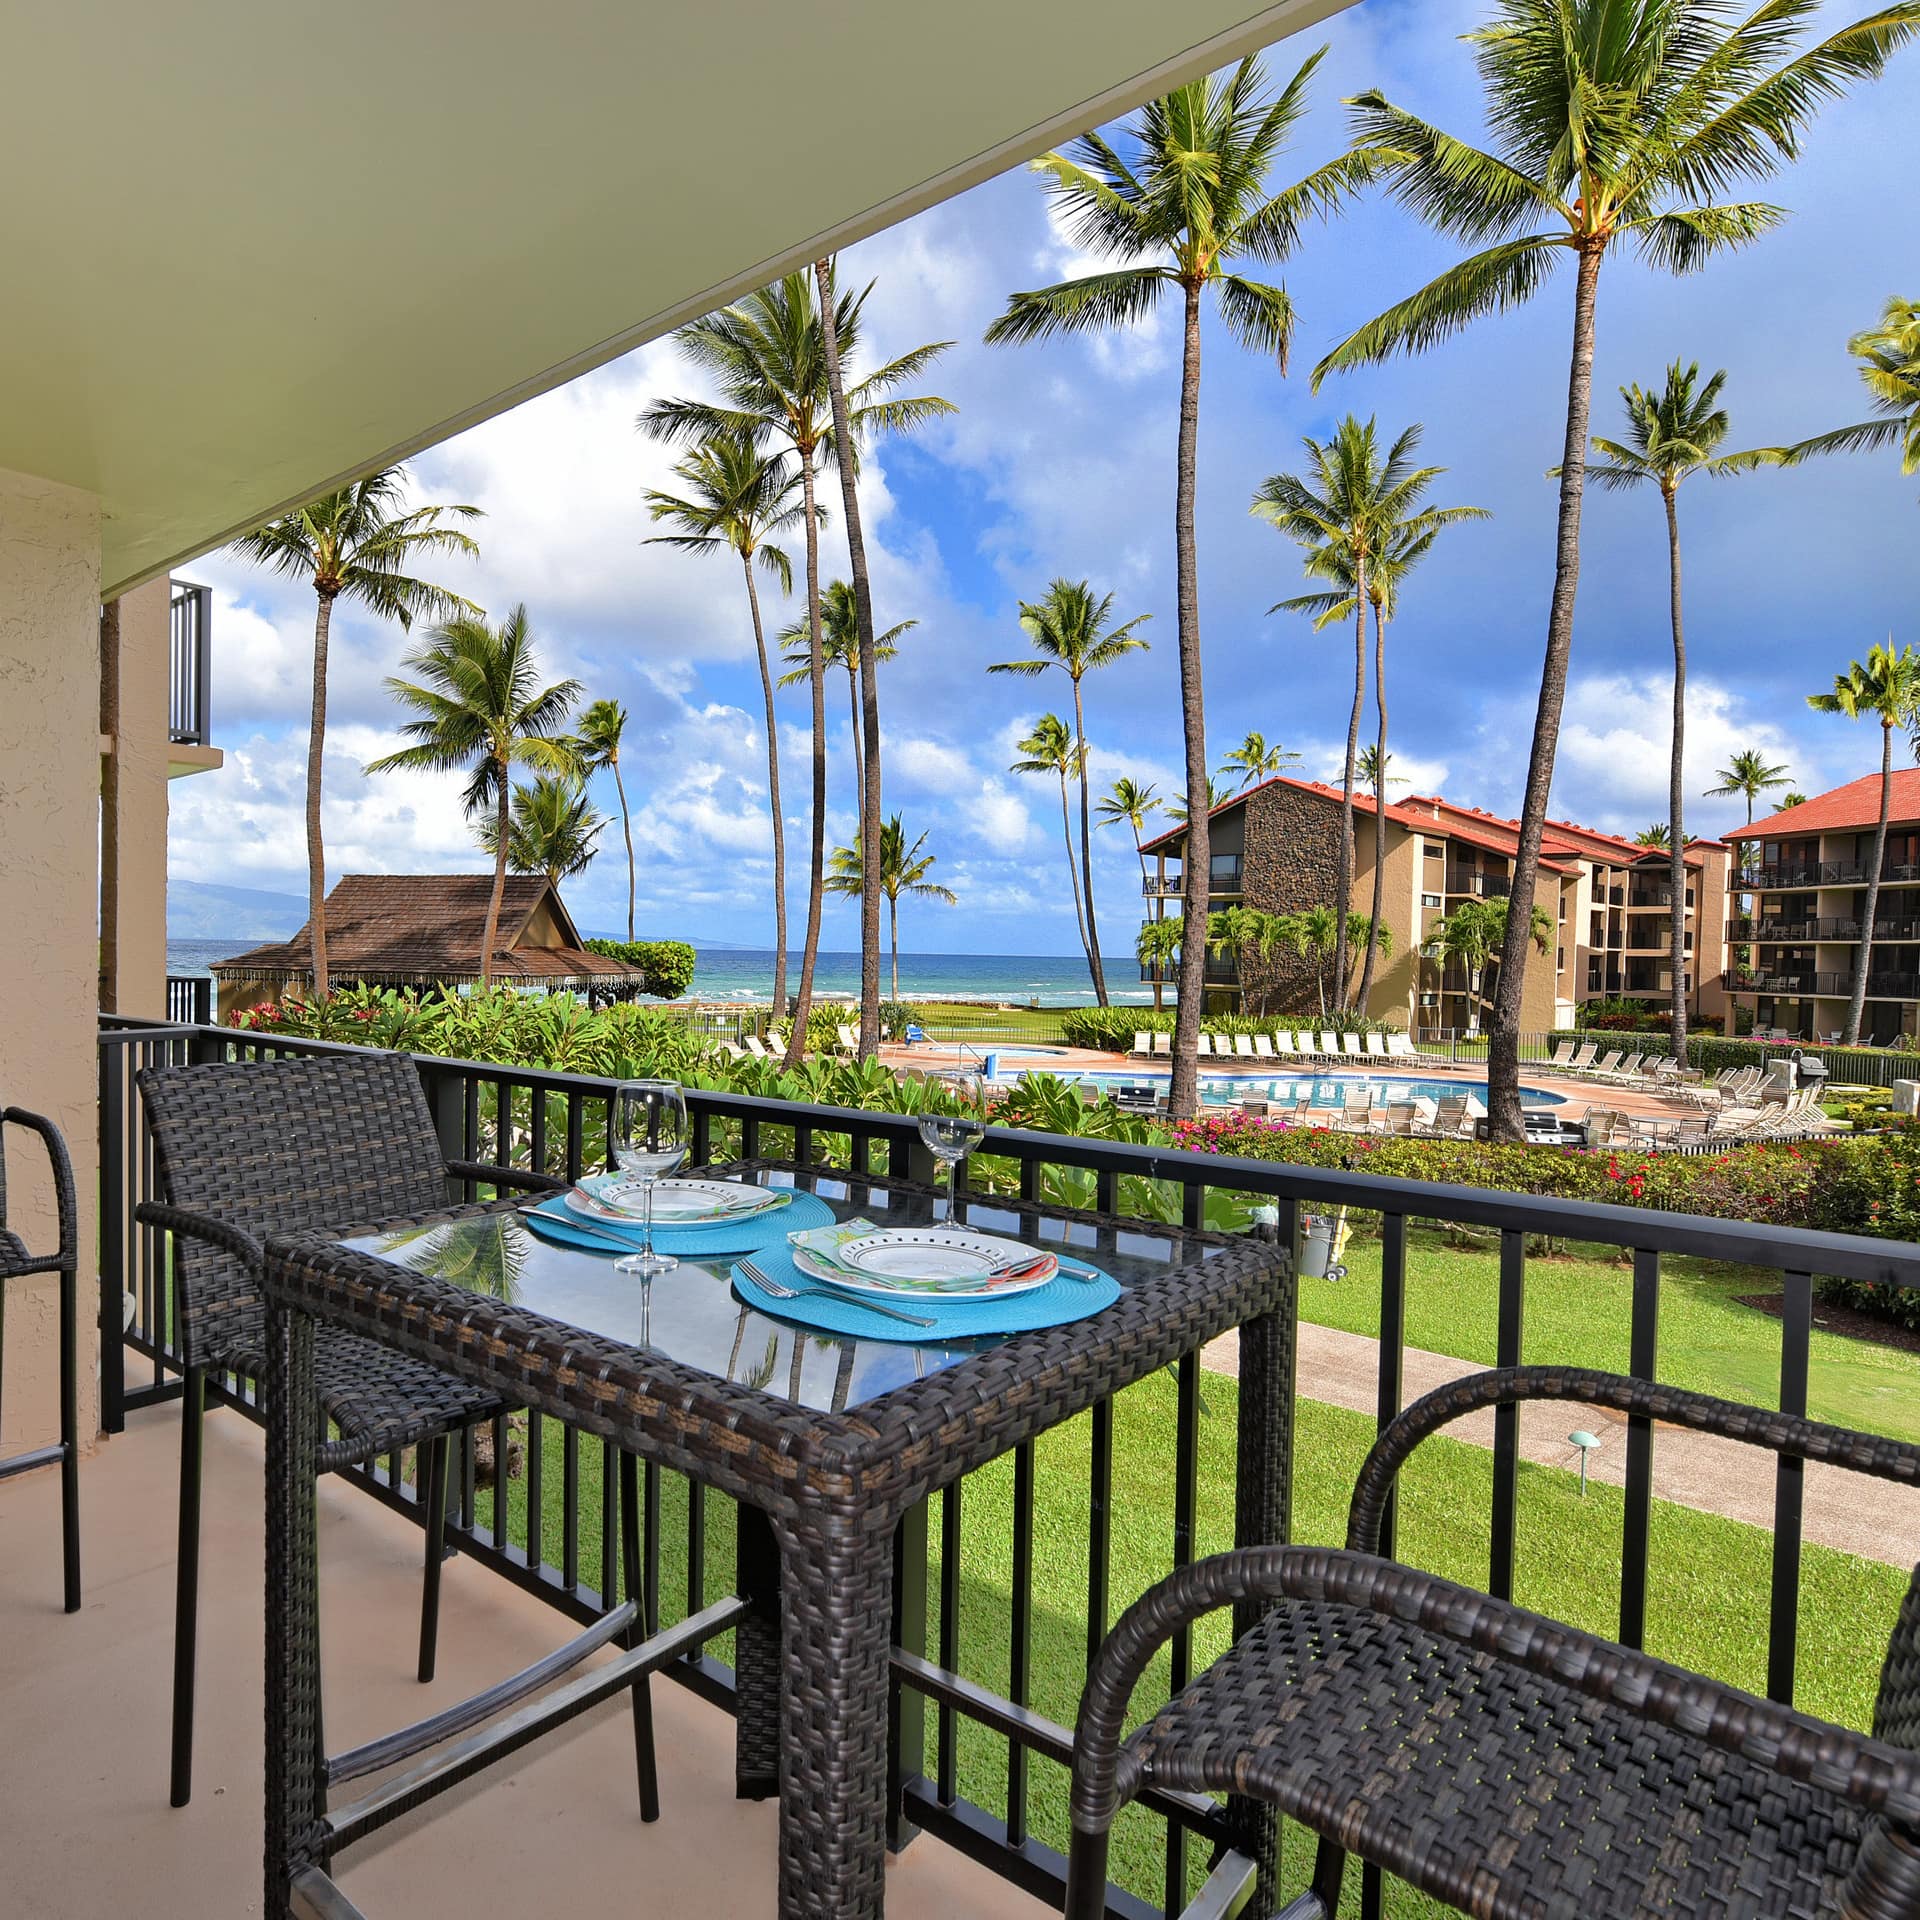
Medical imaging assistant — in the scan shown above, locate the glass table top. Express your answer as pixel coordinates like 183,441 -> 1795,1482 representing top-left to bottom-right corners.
340,1170 -> 1214,1415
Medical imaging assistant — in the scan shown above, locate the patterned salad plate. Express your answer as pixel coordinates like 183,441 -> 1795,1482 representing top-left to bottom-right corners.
788,1222 -> 1058,1299
567,1175 -> 791,1226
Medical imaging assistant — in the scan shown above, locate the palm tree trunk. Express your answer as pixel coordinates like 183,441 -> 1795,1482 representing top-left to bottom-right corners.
1489,244 -> 1604,1142
1357,599 -> 1389,1011
611,756 -> 637,944
816,257 -> 885,1061
1071,679 -> 1109,1006
785,456 -> 828,1071
1663,485 -> 1689,1066
306,590 -> 335,998
742,556 -> 788,1014
1057,773 -> 1092,963
847,665 -> 864,827
890,895 -> 900,1002
1169,280 -> 1209,1120
480,765 -> 511,989
1847,722 -> 1893,1046
1334,568 -> 1366,1011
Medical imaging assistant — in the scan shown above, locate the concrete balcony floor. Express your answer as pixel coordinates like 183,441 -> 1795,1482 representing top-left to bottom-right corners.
0,1407 -> 1048,1919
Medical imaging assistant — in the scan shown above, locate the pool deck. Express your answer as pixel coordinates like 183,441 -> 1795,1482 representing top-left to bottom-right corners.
879,1040 -> 1702,1126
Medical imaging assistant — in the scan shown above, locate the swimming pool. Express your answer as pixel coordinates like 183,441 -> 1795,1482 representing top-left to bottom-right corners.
1021,1070 -> 1565,1109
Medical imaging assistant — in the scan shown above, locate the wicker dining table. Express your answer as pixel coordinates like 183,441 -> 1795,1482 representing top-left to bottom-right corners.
258,1158 -> 1296,1919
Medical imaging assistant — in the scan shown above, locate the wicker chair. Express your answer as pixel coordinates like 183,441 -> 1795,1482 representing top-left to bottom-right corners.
1065,1366 -> 1920,1920
0,1105 -> 81,1613
135,1051 -> 658,1815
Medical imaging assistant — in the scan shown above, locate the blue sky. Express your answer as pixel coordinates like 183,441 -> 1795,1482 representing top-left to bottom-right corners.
172,0 -> 1920,954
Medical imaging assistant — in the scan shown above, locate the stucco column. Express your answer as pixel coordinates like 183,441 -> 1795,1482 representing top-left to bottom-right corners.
0,465 -> 102,1455
99,578 -> 172,1018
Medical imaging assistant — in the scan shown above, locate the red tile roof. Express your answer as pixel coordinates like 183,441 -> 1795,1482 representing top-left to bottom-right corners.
1725,769 -> 1920,841
211,874 -> 643,985
1138,775 -> 1720,874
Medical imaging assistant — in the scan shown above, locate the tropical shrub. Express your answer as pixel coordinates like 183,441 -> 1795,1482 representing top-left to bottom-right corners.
583,938 -> 697,999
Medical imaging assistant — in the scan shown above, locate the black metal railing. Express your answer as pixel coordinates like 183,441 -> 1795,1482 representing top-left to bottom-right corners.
93,1017 -> 1920,1920
1750,916 -> 1920,944
168,582 -> 212,747
1446,872 -> 1511,898
164,976 -> 211,1024
1141,876 -> 1184,897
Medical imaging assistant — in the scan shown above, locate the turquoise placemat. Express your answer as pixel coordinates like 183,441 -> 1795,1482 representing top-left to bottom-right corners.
522,1188 -> 835,1257
729,1239 -> 1120,1345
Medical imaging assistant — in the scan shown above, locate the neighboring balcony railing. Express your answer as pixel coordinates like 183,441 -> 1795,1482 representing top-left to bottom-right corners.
1626,888 -> 1676,910
163,975 -> 211,1023
169,581 -> 213,746
1142,875 -> 1184,897
93,1016 -> 1920,1919
1447,872 -> 1510,898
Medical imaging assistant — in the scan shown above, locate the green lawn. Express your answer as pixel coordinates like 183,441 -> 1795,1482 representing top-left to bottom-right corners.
479,1356 -> 1907,1918
1295,1223 -> 1920,1443
907,1001 -> 1074,1042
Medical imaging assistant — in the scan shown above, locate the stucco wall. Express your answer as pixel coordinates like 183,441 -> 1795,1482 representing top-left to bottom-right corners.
0,465 -> 101,1454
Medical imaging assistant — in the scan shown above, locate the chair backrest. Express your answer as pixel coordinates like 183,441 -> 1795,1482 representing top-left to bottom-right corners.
1364,1033 -> 1388,1056
1234,1034 -> 1256,1057
1618,1053 -> 1642,1077
1548,1042 -> 1574,1066
138,1052 -> 452,1371
1570,1045 -> 1597,1068
1387,1032 -> 1415,1058
1592,1051 -> 1622,1075
1317,1033 -> 1339,1055
1252,1034 -> 1274,1057
1133,1033 -> 1151,1053
1195,1034 -> 1212,1057
1342,1084 -> 1371,1110
1152,1032 -> 1171,1055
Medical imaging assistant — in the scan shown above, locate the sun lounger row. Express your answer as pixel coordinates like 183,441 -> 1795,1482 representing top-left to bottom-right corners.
1128,1028 -> 1449,1065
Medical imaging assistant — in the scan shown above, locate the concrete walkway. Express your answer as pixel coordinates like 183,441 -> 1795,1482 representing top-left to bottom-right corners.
1203,1323 -> 1920,1569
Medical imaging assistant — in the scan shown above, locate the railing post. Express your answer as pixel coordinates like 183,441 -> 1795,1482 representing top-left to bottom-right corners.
97,1039 -> 126,1434
887,1500 -> 929,1852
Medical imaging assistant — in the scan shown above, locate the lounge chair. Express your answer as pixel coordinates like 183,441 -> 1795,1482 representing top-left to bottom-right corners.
715,1040 -> 748,1061
1379,1103 -> 1419,1135
1609,1052 -> 1644,1083
1233,1033 -> 1257,1059
1132,1032 -> 1154,1058
1584,1049 -> 1624,1080
1541,1041 -> 1577,1072
1195,1034 -> 1213,1058
1151,1032 -> 1172,1057
1434,1094 -> 1474,1138
1565,1044 -> 1599,1074
1251,1033 -> 1275,1059
1581,1106 -> 1624,1146
743,1035 -> 770,1059
835,1024 -> 859,1052
1385,1032 -> 1439,1065
1340,1033 -> 1366,1059
1274,1031 -> 1304,1059
1360,1032 -> 1387,1058
1337,1086 -> 1373,1130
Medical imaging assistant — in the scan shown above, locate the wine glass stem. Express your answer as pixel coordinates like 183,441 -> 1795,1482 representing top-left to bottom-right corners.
642,1178 -> 655,1261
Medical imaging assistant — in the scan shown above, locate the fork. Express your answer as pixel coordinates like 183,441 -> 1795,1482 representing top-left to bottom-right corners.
738,1257 -> 936,1329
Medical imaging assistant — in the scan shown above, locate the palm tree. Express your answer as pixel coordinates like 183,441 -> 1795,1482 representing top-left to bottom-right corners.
231,467 -> 481,995
815,255 -> 957,1057
1167,779 -> 1228,825
644,429 -> 806,1011
1782,790 -> 1810,809
366,605 -> 582,986
1787,295 -> 1920,482
989,580 -> 1151,1007
1635,822 -> 1673,848
641,271 -> 951,1068
777,580 -> 915,822
824,815 -> 957,1000
1315,0 -> 1918,1139
1357,745 -> 1405,792
987,47 -> 1382,1118
1706,747 -> 1794,825
1010,716 -> 1094,980
1215,731 -> 1302,788
1807,642 -> 1920,1044
573,700 -> 635,939
1423,897 -> 1549,1034
1096,777 -> 1161,892
1284,904 -> 1364,1016
1136,915 -> 1183,1011
479,775 -> 607,888
1259,418 -> 1486,1011
1578,361 -> 1781,1062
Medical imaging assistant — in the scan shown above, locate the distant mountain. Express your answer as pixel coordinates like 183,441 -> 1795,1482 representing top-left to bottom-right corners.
168,880 -> 307,942
582,929 -> 757,950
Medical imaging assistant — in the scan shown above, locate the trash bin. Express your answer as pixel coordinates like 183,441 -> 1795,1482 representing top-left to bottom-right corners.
1301,1218 -> 1336,1278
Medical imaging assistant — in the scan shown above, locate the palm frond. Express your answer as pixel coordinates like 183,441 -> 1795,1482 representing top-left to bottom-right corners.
1215,274 -> 1297,368
985,269 -> 1170,346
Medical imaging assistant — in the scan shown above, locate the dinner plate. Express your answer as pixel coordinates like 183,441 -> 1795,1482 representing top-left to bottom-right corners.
789,1226 -> 1058,1299
566,1176 -> 789,1226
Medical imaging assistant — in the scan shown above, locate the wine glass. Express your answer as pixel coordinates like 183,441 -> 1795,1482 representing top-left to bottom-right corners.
918,1072 -> 986,1223
610,1080 -> 688,1276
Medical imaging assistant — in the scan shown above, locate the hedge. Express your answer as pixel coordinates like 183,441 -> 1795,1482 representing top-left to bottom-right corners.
583,938 -> 696,999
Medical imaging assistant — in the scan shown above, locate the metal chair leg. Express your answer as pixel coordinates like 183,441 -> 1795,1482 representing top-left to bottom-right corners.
170,1367 -> 205,1807
417,1435 -> 450,1684
618,1450 -> 661,1822
59,1259 -> 80,1612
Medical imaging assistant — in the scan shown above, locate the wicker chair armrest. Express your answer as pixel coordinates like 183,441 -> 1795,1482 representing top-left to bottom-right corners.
1071,1545 -> 1920,1837
2,1106 -> 78,1268
134,1199 -> 266,1272
444,1159 -> 568,1195
1347,1365 -> 1920,1554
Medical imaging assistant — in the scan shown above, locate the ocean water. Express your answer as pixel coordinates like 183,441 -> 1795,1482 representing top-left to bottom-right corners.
165,939 -> 1151,1008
